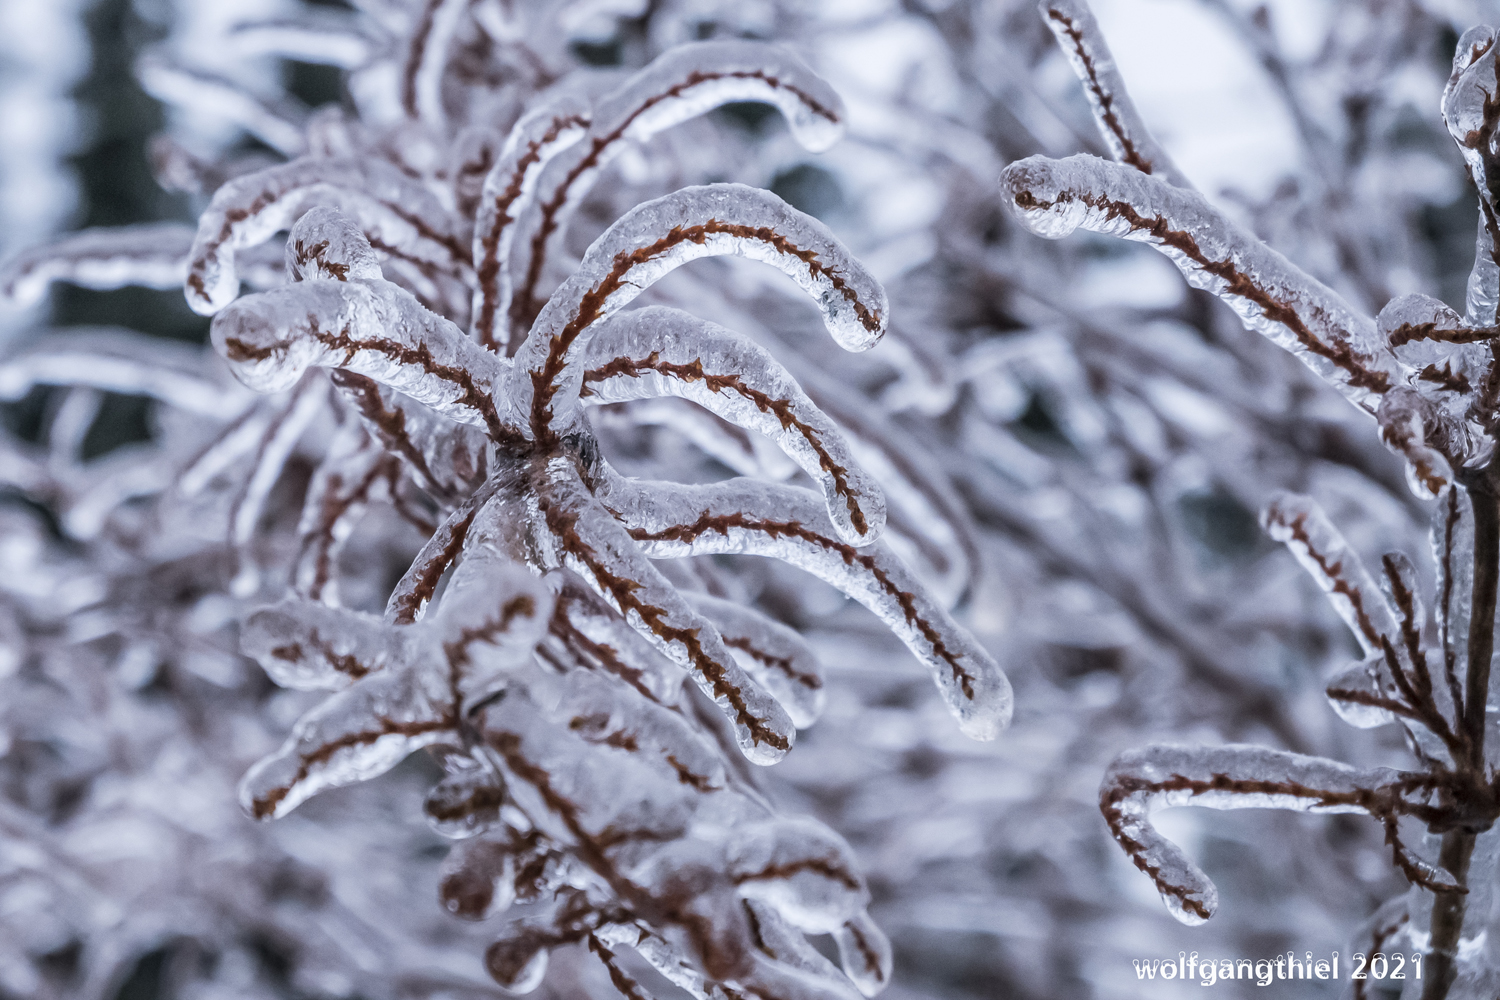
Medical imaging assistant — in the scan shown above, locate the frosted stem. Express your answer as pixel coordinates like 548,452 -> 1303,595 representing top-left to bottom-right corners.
1423,830 -> 1476,1000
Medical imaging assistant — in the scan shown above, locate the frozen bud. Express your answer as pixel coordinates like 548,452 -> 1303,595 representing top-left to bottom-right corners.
423,767 -> 505,839
485,936 -> 548,993
285,206 -> 382,282
439,838 -> 517,920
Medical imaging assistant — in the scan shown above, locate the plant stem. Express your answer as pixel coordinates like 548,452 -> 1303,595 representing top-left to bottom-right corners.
1424,477 -> 1500,1000
1462,476 -> 1500,768
1422,830 -> 1476,1000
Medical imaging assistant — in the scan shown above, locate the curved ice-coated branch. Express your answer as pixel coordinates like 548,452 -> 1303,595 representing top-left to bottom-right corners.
241,553 -> 551,819
285,206 -> 386,283
582,305 -> 886,545
1261,492 -> 1404,658
242,599 -> 412,690
240,660 -> 461,819
401,0 -> 468,127
136,51 -> 307,157
0,329 -> 241,416
228,11 -> 380,69
599,475 -> 1012,741
512,184 -> 887,442
505,40 -> 847,339
185,157 -> 468,315
329,369 -> 489,503
1001,154 -> 1396,412
550,574 -> 686,706
726,817 -> 869,933
1100,744 -> 1450,926
293,425 -> 398,602
530,458 -> 796,764
681,593 -> 825,729
1039,0 -> 1192,188
210,277 -> 513,441
835,911 -> 892,998
1442,27 -> 1500,327
1,224 -> 193,309
470,97 -> 590,353
386,479 -> 501,625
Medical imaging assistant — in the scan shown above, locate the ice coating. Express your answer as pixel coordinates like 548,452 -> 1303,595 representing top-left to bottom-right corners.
469,96 -> 589,353
185,157 -> 468,315
726,818 -> 869,933
241,599 -> 410,690
0,328 -> 240,416
835,911 -> 893,997
329,369 -> 490,502
239,553 -> 551,819
438,834 -> 521,917
1324,655 -> 1401,729
0,224 -> 194,309
1377,293 -> 1483,374
681,592 -> 826,729
292,424 -> 396,603
1433,487 -> 1476,702
1000,154 -> 1396,413
239,660 -> 461,819
1379,387 -> 1461,497
600,475 -> 1012,741
475,672 -> 726,864
551,574 -> 688,706
136,50 -> 307,157
384,480 -> 503,625
592,41 -> 844,154
582,305 -> 887,545
211,277 -> 507,434
432,548 -> 554,711
402,0 -> 468,127
1442,26 -> 1500,327
741,900 -> 866,1000
285,206 -> 385,282
1100,744 -> 1445,925
227,10 -> 378,68
1261,492 -> 1403,659
513,183 -> 888,439
1038,0 -> 1192,188
424,764 -> 505,841
529,458 -> 796,764
503,40 -> 847,339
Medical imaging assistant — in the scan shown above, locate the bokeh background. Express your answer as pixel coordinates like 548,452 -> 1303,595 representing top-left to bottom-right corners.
6,1 -> 1500,998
